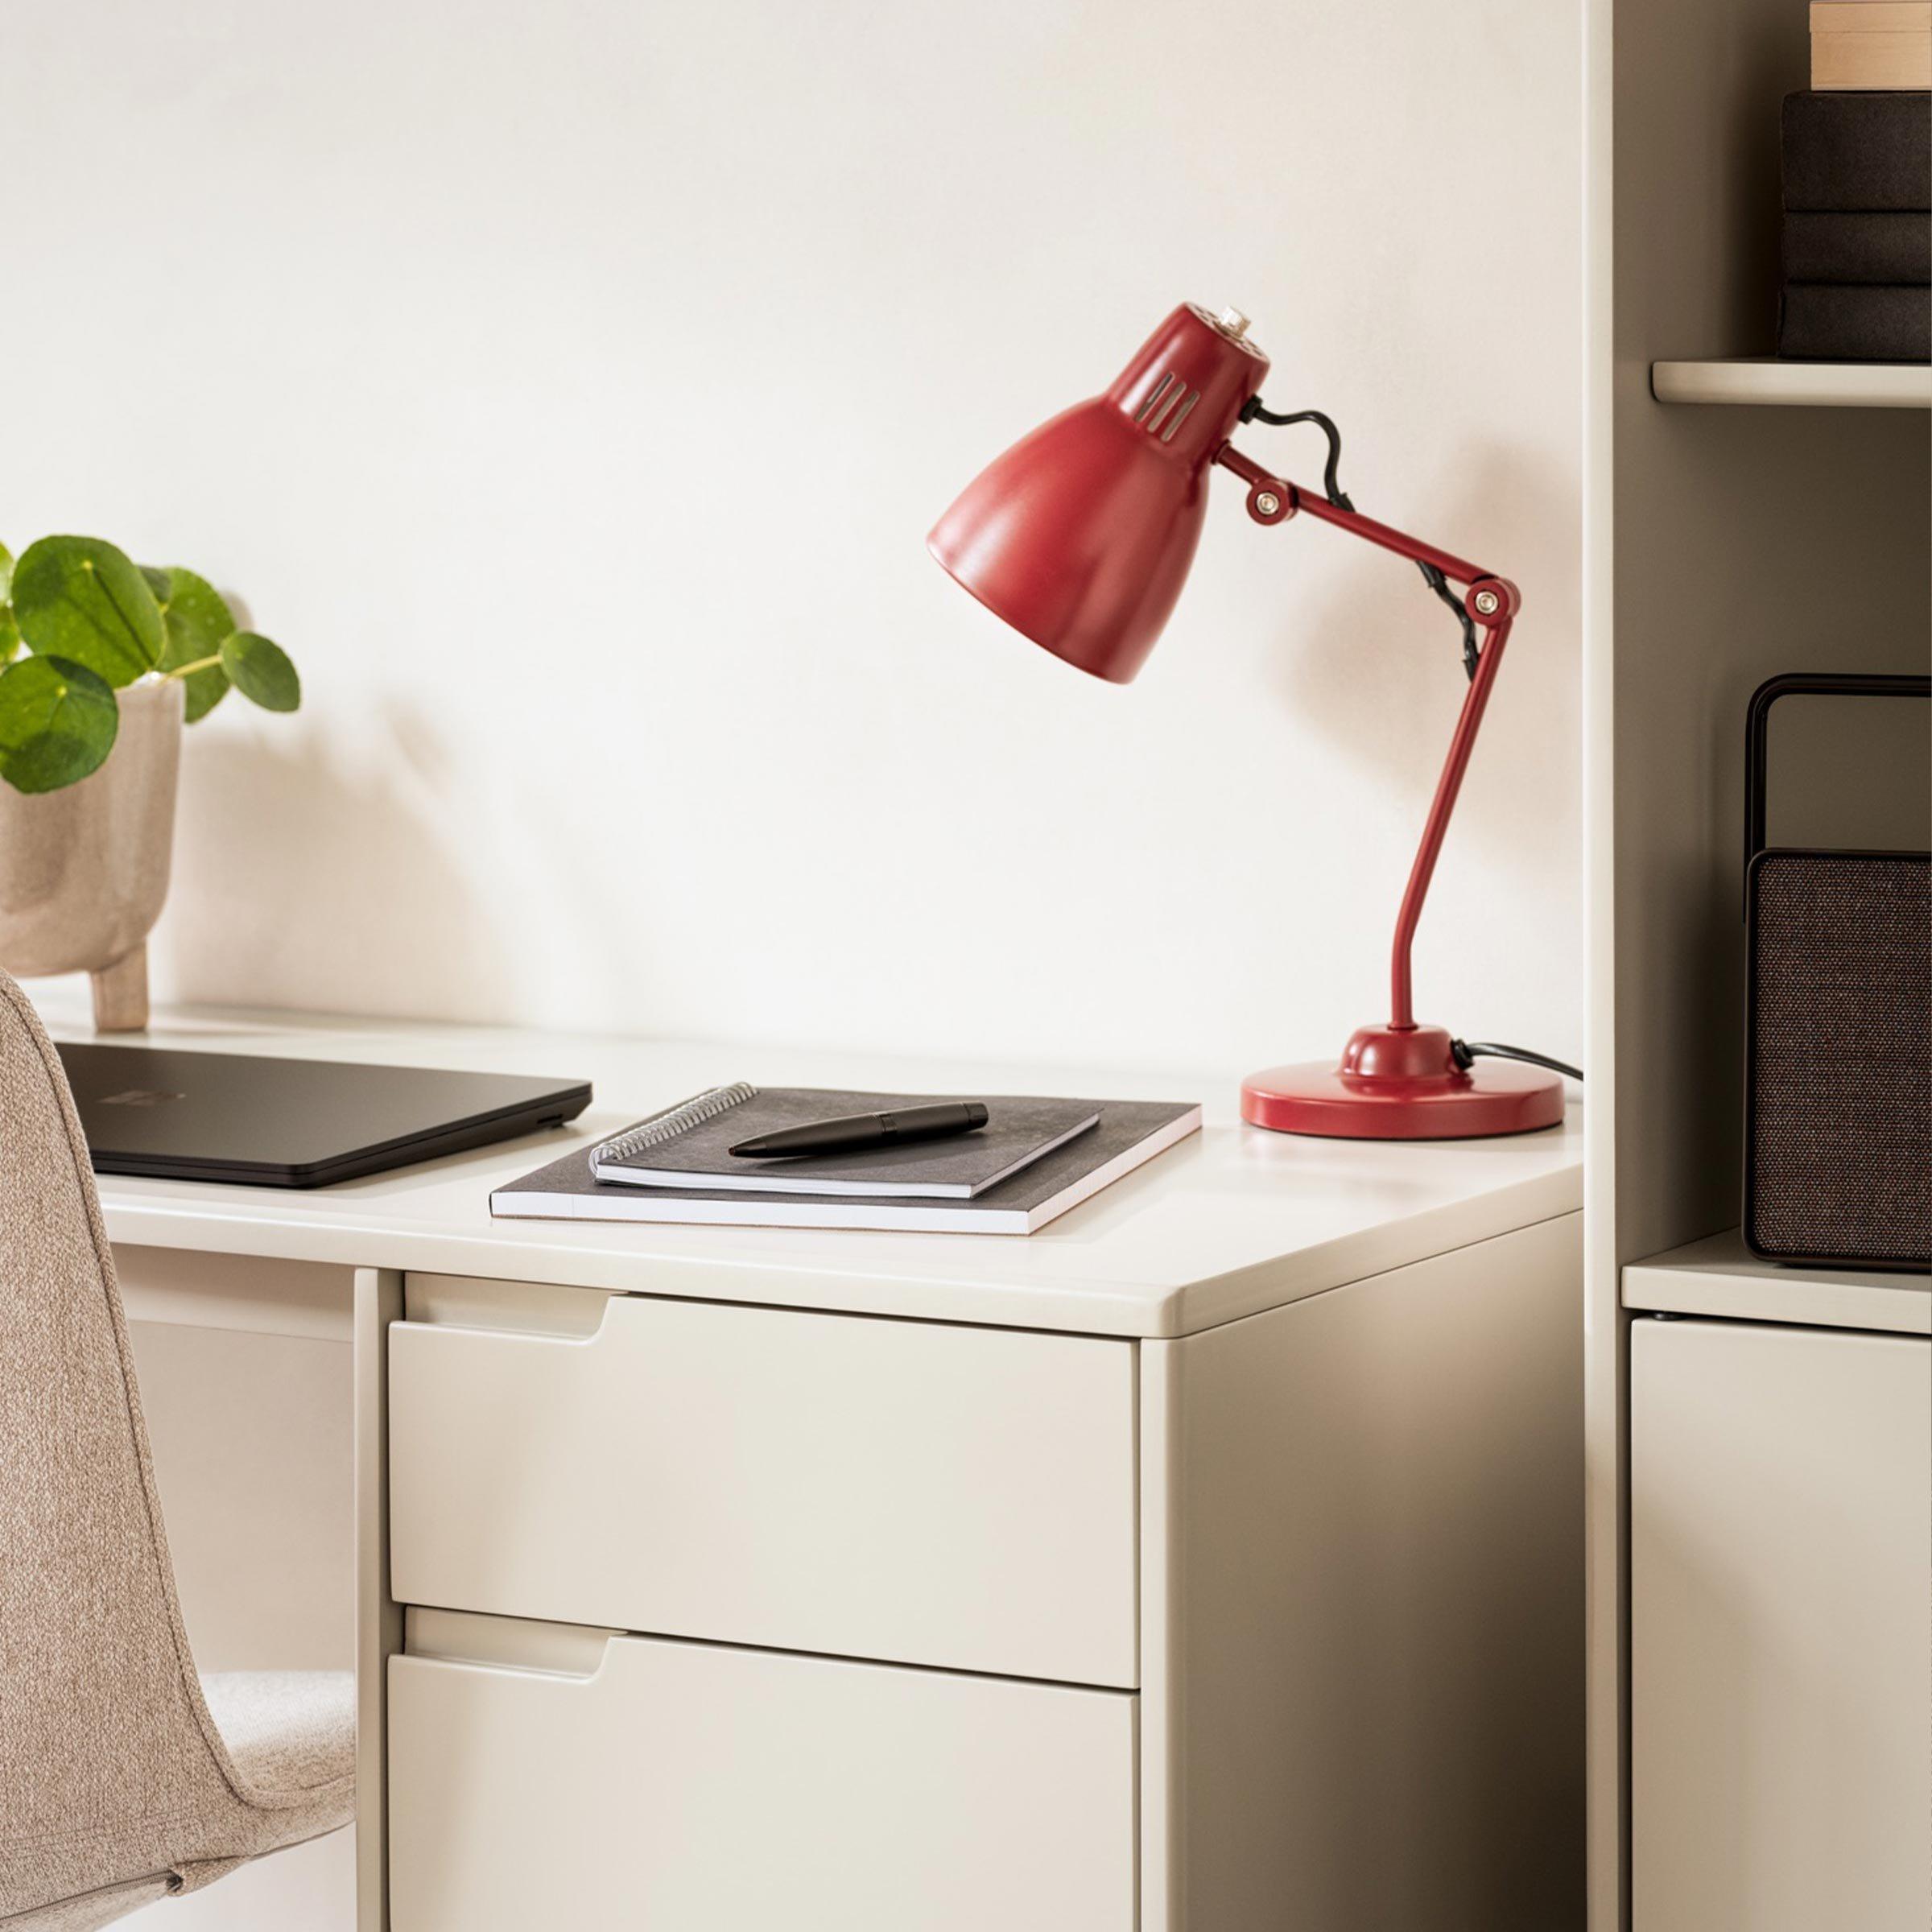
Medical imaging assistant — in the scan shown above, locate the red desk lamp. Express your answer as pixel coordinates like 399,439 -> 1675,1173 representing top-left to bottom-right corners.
929,300 -> 1567,1139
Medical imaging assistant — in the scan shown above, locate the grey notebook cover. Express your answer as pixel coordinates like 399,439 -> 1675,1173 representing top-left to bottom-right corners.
493,1097 -> 1202,1235
1782,212 -> 1932,287
592,1087 -> 1099,1199
1781,91 -> 1932,213
1778,283 -> 1932,363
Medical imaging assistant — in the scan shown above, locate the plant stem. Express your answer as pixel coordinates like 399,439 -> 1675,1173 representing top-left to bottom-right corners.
162,654 -> 221,679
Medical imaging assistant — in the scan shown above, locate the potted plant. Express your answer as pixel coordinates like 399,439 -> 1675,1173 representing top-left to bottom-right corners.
0,535 -> 301,1030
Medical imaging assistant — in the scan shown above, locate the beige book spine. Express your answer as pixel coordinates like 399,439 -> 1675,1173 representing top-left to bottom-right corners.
1810,1 -> 1931,30
1811,28 -> 1932,86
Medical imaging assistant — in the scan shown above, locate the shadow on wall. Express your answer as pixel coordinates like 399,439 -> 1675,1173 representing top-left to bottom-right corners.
1262,440 -> 1583,888
156,704 -> 518,1020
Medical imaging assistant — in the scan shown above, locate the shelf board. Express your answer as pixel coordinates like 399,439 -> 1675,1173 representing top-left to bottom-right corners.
1652,357 -> 1932,409
1624,1228 -> 1930,1336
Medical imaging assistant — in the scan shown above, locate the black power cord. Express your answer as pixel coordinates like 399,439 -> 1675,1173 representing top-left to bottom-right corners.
1240,398 -> 1481,681
1452,1040 -> 1584,1084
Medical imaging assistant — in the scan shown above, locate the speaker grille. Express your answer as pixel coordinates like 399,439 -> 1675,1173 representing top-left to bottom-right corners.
1748,852 -> 1932,1267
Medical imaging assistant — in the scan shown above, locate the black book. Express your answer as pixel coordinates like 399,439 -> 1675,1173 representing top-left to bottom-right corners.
1783,211 -> 1932,286
1778,283 -> 1932,361
1781,91 -> 1931,213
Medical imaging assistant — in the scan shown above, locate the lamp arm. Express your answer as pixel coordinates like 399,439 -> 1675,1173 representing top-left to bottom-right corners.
1239,400 -> 1481,675
1213,443 -> 1520,1033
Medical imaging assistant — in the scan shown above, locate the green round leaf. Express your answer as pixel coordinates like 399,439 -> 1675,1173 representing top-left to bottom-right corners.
150,564 -> 236,722
179,662 -> 231,723
0,654 -> 119,794
219,630 -> 300,712
0,543 -> 18,666
11,536 -> 164,687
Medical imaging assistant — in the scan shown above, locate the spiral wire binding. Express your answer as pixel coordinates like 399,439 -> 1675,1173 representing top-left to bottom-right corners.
589,1082 -> 759,1174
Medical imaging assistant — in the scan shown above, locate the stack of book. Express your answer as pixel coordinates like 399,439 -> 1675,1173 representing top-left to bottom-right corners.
1780,86 -> 1931,361
491,1083 -> 1203,1233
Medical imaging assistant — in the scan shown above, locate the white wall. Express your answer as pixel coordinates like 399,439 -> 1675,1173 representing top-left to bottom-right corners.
4,0 -> 1583,1078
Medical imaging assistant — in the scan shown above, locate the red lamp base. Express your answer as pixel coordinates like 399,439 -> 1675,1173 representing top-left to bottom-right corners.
1241,1024 -> 1566,1141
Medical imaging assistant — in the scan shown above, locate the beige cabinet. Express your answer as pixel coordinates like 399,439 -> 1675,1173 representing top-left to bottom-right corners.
1632,1317 -> 1932,1932
382,1214 -> 1586,1932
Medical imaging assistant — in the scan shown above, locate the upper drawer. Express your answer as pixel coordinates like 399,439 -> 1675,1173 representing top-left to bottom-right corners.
388,1276 -> 1138,1686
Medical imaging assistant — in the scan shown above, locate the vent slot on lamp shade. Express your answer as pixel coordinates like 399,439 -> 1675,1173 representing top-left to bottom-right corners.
1133,371 -> 1200,441
1746,851 -> 1932,1269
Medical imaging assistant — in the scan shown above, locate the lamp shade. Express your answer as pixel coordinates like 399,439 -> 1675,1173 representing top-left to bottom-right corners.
928,303 -> 1270,683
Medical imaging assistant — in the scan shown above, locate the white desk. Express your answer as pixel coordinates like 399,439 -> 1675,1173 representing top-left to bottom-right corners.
54,997 -> 1587,1931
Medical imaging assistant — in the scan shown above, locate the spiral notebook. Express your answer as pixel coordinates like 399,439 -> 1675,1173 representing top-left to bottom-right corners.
490,1091 -> 1203,1235
585,1085 -> 1100,1199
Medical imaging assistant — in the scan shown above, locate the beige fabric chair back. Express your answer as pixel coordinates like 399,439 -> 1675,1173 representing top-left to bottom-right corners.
0,972 -> 350,1922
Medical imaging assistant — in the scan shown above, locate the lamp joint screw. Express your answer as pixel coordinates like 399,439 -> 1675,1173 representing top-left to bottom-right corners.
1256,491 -> 1281,516
1473,588 -> 1501,617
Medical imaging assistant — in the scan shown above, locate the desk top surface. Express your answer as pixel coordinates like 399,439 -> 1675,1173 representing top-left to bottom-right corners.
47,994 -> 1583,1338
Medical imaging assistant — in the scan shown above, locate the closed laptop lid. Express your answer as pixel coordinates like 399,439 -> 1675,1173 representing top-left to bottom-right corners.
58,1042 -> 592,1186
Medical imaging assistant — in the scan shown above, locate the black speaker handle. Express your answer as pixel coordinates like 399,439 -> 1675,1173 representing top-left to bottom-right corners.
1744,671 -> 1932,916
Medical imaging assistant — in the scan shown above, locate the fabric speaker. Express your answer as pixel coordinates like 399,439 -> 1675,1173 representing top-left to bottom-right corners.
1744,673 -> 1931,1269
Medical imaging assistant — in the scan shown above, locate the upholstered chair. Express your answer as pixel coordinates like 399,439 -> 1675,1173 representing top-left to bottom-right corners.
0,972 -> 355,1930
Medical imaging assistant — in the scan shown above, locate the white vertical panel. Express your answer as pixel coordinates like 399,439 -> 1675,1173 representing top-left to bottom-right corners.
1166,1216 -> 1585,1928
355,1268 -> 404,1932
1137,1337 -> 1182,1932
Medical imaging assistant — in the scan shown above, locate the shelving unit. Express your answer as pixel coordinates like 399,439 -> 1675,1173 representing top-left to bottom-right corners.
1652,357 -> 1932,407
1624,1228 -> 1931,1335
1586,1 -> 1931,1926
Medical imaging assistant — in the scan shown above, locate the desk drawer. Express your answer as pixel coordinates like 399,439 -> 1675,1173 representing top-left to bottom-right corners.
388,1610 -> 1136,1932
388,1277 -> 1138,1685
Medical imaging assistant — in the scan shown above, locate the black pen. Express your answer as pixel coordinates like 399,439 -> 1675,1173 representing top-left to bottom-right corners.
730,1102 -> 989,1159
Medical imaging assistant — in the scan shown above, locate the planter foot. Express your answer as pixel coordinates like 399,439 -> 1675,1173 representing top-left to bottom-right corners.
91,947 -> 149,1032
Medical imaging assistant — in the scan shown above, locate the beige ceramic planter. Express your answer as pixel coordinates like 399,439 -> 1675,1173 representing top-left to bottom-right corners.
0,675 -> 183,1030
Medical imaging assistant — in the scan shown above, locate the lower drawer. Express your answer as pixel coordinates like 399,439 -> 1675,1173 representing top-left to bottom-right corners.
388,1610 -> 1137,1932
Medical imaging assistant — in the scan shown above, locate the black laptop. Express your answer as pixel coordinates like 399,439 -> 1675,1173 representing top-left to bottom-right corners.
58,1042 -> 592,1188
